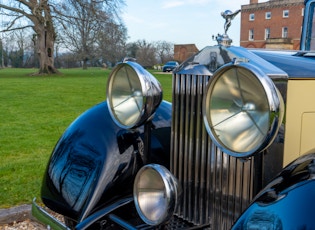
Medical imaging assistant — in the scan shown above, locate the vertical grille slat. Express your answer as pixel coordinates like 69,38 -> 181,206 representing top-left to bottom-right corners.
187,74 -> 195,221
171,72 -> 179,178
171,72 -> 255,229
193,75 -> 202,224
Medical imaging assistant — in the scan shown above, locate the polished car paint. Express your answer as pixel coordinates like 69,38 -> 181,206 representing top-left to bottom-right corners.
41,101 -> 171,222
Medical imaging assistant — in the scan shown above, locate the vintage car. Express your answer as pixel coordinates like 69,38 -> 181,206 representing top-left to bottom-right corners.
32,1 -> 315,229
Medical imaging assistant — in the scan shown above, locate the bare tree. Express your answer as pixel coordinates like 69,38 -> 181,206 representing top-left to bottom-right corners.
125,40 -> 174,68
0,0 -> 124,72
126,42 -> 138,59
0,32 -> 13,68
135,39 -> 157,68
0,1 -> 58,74
55,0 -> 125,69
0,38 -> 4,68
155,40 -> 174,64
97,19 -> 128,67
9,30 -> 27,67
2,32 -> 17,67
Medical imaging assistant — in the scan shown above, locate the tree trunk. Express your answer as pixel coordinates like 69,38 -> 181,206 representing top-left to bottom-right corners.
32,2 -> 59,75
0,1 -> 60,74
36,25 -> 59,74
83,59 -> 88,70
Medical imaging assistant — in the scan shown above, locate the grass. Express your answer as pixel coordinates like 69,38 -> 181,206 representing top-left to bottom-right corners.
0,67 -> 172,208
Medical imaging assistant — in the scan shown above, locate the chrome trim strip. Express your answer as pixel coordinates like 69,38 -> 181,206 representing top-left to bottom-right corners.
32,198 -> 70,230
32,197 -> 135,230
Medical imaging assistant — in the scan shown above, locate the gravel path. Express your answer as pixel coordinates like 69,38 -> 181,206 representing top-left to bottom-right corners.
0,219 -> 47,230
0,205 -> 64,230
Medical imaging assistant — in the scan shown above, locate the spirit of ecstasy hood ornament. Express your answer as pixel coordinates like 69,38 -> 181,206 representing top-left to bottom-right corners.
214,9 -> 241,46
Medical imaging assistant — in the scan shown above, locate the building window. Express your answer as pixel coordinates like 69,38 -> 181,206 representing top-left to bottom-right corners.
265,28 -> 270,40
302,8 -> 304,16
265,12 -> 271,19
282,27 -> 288,38
283,10 -> 289,18
249,29 -> 254,41
249,13 -> 255,21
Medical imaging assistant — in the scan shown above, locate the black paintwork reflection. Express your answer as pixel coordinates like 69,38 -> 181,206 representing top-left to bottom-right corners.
41,101 -> 171,221
117,130 -> 144,157
232,153 -> 315,229
48,131 -> 102,212
242,210 -> 283,229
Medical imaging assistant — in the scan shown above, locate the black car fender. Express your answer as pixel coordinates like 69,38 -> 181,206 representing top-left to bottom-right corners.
41,100 -> 171,222
232,152 -> 315,229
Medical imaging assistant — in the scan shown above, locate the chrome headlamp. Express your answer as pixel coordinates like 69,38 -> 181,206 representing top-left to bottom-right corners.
107,62 -> 162,129
133,164 -> 180,226
203,62 -> 284,158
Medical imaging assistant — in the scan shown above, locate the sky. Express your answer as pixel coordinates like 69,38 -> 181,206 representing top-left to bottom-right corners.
122,0 -> 251,50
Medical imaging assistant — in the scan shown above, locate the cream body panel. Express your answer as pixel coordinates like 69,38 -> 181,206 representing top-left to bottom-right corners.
284,79 -> 315,166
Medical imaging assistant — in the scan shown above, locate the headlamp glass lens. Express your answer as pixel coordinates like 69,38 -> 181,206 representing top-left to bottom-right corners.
207,67 -> 269,153
136,168 -> 166,222
108,64 -> 143,127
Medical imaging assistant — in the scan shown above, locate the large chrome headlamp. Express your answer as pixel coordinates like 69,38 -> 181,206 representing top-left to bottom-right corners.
203,62 -> 284,158
133,164 -> 180,226
107,62 -> 162,129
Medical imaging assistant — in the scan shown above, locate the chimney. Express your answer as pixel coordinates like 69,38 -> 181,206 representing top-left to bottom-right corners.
250,0 -> 258,4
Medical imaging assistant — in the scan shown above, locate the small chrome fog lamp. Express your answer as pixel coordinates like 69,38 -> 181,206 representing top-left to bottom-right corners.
107,62 -> 162,129
133,164 -> 180,226
203,62 -> 284,158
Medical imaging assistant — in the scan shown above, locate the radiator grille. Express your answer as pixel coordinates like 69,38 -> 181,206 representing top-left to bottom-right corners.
171,72 -> 255,229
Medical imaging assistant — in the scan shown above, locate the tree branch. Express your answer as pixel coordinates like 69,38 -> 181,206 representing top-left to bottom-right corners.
0,3 -> 30,18
5,14 -> 24,30
0,25 -> 33,33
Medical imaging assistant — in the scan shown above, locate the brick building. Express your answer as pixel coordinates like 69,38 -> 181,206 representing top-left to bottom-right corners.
240,0 -> 304,50
174,44 -> 199,63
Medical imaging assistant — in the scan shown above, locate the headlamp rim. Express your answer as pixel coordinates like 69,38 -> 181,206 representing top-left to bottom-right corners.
133,164 -> 179,226
106,61 -> 162,129
203,62 -> 283,158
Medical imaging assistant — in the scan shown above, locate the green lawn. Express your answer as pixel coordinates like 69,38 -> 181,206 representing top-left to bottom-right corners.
0,67 -> 172,208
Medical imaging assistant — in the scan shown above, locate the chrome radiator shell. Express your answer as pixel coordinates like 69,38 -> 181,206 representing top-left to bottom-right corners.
170,66 -> 255,228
